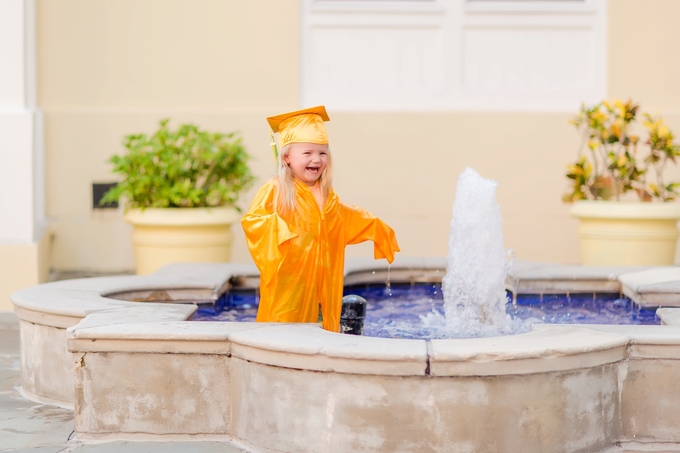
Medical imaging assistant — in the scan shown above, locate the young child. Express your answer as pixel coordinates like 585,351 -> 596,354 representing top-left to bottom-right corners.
241,105 -> 400,332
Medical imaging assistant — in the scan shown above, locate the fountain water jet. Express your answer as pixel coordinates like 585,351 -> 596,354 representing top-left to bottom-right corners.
423,168 -> 527,337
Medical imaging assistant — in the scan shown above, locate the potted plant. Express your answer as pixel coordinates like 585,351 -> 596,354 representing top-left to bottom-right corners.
564,100 -> 680,265
101,119 -> 255,274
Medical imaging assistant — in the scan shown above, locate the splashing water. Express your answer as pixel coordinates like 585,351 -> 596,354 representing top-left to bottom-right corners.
421,168 -> 528,338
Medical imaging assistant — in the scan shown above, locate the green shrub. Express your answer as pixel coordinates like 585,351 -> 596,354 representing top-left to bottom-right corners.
101,119 -> 255,209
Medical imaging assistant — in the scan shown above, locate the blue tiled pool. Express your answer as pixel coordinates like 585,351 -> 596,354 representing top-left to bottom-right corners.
192,282 -> 660,339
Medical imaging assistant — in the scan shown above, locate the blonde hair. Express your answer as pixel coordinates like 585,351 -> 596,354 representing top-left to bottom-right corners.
276,143 -> 333,213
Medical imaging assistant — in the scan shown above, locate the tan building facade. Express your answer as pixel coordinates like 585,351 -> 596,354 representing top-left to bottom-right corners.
2,0 -> 680,311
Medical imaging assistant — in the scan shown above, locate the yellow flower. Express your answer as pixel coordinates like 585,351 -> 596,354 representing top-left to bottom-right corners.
567,164 -> 583,176
614,99 -> 626,113
617,153 -> 628,167
643,118 -> 662,131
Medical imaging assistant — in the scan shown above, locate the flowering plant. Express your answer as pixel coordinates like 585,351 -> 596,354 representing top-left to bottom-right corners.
564,100 -> 680,202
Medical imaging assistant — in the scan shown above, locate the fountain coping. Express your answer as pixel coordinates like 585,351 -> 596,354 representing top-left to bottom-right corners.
508,262 -> 680,308
16,257 -> 680,315
14,258 -> 680,380
67,318 -> 630,377
14,258 -> 680,318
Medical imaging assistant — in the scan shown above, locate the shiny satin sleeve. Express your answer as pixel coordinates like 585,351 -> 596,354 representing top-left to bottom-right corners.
340,202 -> 400,264
241,180 -> 298,286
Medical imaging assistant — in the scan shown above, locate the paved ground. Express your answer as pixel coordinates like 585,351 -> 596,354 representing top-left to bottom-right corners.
0,313 -> 246,453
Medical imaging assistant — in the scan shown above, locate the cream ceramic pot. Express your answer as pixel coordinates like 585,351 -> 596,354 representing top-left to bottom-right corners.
124,207 -> 239,275
570,201 -> 680,266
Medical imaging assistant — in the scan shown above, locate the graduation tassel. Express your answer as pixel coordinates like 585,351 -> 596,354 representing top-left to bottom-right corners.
270,131 -> 279,165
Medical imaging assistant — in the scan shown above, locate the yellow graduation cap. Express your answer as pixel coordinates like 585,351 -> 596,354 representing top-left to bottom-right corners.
266,106 -> 330,158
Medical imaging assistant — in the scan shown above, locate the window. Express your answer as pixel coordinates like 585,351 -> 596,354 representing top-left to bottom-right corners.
301,0 -> 606,111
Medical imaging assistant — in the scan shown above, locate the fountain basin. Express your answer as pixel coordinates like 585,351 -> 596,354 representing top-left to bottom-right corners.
12,258 -> 680,452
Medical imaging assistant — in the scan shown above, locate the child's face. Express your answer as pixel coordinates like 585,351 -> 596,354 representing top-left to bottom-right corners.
284,142 -> 329,187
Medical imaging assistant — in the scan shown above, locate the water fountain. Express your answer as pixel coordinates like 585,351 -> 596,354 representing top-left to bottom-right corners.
423,168 -> 524,338
12,169 -> 680,452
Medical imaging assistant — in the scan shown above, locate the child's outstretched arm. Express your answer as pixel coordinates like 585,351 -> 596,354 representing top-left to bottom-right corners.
340,203 -> 400,263
241,181 -> 298,286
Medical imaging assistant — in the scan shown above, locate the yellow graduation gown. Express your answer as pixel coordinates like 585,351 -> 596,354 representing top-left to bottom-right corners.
241,178 -> 400,332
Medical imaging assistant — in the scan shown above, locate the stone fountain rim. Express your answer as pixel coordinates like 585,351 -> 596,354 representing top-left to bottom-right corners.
15,257 -> 680,379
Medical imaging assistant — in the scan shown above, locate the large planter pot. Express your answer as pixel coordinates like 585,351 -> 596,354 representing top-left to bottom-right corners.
570,201 -> 680,266
124,207 -> 239,275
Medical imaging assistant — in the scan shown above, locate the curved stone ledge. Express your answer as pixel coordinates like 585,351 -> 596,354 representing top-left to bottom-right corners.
229,324 -> 428,376
431,326 -> 629,376
15,305 -> 86,330
69,321 -> 264,354
65,311 -> 629,379
15,259 -> 680,452
561,323 -> 680,359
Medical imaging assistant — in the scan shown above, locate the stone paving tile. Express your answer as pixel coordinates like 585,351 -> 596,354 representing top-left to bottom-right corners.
0,358 -> 20,393
0,390 -> 38,412
0,329 -> 20,357
4,447 -> 68,453
69,441 -> 248,452
0,313 -> 75,453
0,313 -> 20,361
0,401 -> 74,451
0,313 -> 19,325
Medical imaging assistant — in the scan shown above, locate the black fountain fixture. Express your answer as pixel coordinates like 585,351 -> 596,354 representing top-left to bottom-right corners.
340,295 -> 366,335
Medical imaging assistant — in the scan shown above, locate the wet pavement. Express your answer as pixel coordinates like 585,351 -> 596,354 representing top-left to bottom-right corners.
0,312 -> 246,453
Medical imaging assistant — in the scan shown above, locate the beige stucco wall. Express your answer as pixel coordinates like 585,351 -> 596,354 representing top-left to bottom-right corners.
37,0 -> 299,110
0,230 -> 51,312
34,0 -> 680,276
608,0 -> 680,111
37,0 -> 300,273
